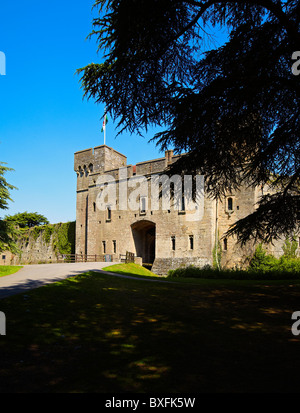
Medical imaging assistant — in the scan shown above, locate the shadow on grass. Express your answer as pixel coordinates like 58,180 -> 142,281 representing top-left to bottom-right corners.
0,267 -> 167,300
0,271 -> 300,393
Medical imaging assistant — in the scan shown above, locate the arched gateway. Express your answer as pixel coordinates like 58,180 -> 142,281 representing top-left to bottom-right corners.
131,220 -> 156,265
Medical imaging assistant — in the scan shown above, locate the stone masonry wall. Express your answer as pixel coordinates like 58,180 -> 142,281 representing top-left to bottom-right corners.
74,144 -> 293,275
7,222 -> 75,265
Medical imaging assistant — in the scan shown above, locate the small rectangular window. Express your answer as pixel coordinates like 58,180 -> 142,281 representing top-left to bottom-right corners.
140,196 -> 147,213
102,241 -> 106,254
181,195 -> 185,211
2,255 -> 6,260
113,240 -> 116,254
107,206 -> 111,221
171,236 -> 176,251
189,235 -> 194,250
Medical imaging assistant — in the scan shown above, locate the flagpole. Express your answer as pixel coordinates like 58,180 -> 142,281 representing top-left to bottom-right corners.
104,107 -> 107,145
102,108 -> 108,145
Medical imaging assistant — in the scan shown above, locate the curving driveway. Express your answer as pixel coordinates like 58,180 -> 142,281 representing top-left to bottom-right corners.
0,262 -> 120,299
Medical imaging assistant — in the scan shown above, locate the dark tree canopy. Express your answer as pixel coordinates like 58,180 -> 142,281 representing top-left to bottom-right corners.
78,0 -> 300,244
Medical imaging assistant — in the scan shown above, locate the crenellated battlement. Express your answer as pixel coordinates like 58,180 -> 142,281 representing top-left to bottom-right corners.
74,145 -> 127,176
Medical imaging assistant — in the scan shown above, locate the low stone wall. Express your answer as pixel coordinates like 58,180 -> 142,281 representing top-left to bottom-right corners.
151,257 -> 211,275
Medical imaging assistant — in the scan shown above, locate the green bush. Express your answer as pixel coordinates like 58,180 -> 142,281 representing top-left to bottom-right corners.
167,265 -> 249,280
248,243 -> 300,274
167,243 -> 300,280
168,265 -> 300,280
282,236 -> 298,259
277,257 -> 300,273
248,244 -> 279,272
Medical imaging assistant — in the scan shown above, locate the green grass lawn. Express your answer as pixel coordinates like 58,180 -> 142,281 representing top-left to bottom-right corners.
0,268 -> 300,393
0,266 -> 23,277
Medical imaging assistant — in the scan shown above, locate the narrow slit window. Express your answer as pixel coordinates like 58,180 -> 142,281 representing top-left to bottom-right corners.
223,238 -> 228,251
113,240 -> 116,254
140,196 -> 147,213
107,206 -> 112,221
171,236 -> 176,251
102,241 -> 106,254
227,197 -> 233,211
189,235 -> 194,250
181,194 -> 185,211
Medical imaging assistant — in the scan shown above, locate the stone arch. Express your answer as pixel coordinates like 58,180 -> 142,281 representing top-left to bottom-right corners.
131,220 -> 156,265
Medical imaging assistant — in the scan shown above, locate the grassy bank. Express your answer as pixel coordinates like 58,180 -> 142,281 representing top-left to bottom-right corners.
0,266 -> 22,277
0,269 -> 300,392
102,262 -> 161,279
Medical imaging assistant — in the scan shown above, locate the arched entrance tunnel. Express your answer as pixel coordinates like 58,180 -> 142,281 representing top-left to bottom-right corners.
131,220 -> 156,265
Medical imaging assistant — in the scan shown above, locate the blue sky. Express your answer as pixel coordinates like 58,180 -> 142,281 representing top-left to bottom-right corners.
0,0 -> 166,224
0,0 -> 227,224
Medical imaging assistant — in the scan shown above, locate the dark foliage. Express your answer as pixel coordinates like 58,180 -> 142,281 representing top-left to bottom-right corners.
78,0 -> 300,243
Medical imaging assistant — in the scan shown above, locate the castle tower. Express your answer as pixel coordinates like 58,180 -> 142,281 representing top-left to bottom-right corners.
74,145 -> 127,255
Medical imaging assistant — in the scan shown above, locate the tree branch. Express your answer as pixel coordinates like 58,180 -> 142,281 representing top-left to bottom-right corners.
179,0 -> 300,47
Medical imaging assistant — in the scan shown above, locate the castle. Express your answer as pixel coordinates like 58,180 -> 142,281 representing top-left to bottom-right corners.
74,144 -> 287,275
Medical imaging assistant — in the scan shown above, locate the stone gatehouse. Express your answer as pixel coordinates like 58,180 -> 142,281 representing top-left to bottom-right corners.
74,144 -> 284,275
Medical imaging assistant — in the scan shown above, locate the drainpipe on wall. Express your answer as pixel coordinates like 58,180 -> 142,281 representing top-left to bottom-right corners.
85,195 -> 88,256
215,198 -> 220,271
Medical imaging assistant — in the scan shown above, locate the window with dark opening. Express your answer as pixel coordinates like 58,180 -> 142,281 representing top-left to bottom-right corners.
171,236 -> 176,251
102,241 -> 106,254
189,235 -> 194,250
181,194 -> 185,211
107,206 -> 111,221
227,197 -> 233,211
140,196 -> 146,213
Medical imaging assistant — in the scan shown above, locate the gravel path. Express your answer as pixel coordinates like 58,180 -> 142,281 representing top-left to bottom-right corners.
0,262 -> 119,299
0,262 -> 170,299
